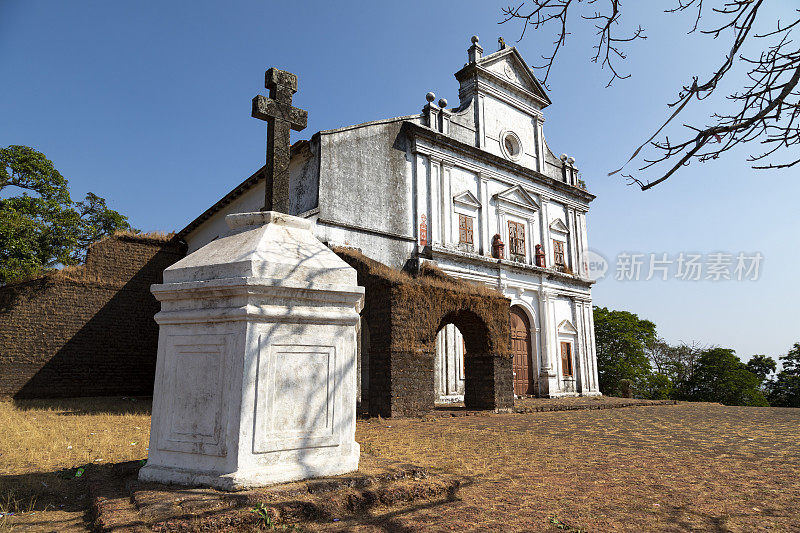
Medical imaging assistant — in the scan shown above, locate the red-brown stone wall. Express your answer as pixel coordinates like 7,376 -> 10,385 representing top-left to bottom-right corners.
0,235 -> 186,398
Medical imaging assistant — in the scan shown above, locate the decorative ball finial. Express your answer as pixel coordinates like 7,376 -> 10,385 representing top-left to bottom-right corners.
438,98 -> 448,108
560,154 -> 568,162
567,156 -> 576,165
471,35 -> 479,44
426,92 -> 436,103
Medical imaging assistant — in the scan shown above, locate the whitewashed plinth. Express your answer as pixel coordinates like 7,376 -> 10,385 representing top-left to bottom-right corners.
139,211 -> 364,490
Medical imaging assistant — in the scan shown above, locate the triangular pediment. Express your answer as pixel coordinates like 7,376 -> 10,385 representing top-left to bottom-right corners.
453,190 -> 481,208
494,185 -> 539,211
549,218 -> 569,234
558,319 -> 578,335
478,48 -> 551,107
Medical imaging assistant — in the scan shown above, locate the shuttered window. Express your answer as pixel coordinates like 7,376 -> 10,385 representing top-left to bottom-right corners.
553,239 -> 565,267
458,214 -> 474,246
508,221 -> 525,262
560,341 -> 573,376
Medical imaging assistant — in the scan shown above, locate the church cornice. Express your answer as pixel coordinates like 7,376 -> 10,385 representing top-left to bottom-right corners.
426,244 -> 595,288
404,122 -> 595,204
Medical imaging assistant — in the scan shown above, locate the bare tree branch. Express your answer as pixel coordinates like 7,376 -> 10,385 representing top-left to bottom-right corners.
500,1 -> 800,190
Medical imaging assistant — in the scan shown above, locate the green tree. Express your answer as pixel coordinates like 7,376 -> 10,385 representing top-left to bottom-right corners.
75,192 -> 135,257
0,145 -> 134,283
768,343 -> 800,408
593,306 -> 656,396
746,354 -> 777,388
685,348 -> 769,407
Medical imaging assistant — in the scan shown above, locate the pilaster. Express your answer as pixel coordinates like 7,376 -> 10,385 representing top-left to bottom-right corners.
538,289 -> 561,397
479,174 -> 490,255
442,163 -> 453,245
429,156 -> 442,245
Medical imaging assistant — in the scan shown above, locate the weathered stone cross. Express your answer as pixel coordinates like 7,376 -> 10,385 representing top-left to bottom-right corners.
252,68 -> 308,213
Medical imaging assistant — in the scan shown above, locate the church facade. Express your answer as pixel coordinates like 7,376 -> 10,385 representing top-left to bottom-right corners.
178,37 -> 600,403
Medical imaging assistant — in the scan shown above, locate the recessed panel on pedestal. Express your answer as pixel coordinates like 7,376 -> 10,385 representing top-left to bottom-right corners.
158,333 -> 229,457
253,340 -> 339,453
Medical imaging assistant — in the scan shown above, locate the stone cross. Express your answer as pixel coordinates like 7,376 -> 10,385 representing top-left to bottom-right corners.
252,68 -> 308,213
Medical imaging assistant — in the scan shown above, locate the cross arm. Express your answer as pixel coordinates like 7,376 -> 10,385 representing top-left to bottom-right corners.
251,95 -> 308,131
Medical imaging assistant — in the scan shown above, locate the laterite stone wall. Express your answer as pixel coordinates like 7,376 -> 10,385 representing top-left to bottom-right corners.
0,235 -> 186,398
336,248 -> 514,417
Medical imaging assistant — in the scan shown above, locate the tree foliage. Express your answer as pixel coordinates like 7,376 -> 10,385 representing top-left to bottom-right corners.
767,342 -> 800,407
683,347 -> 769,406
0,145 -> 135,283
594,306 -> 772,406
593,306 -> 656,395
745,353 -> 777,384
500,1 -> 800,189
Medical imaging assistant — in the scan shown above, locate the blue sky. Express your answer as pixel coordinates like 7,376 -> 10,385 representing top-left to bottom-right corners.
2,1 -> 798,361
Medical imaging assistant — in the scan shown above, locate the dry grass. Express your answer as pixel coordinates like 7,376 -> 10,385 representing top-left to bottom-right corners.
3,399 -> 799,532
350,403 -> 800,532
0,397 -> 151,532
0,397 -> 151,474
112,230 -> 175,242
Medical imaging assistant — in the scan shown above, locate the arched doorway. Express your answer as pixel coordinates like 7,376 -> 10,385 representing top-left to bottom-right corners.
434,324 -> 465,402
510,306 -> 533,396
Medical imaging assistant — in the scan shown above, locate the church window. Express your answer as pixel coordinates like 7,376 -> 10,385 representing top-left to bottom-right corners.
553,239 -> 565,268
560,341 -> 573,377
458,214 -> 474,247
501,131 -> 522,161
508,221 -> 525,262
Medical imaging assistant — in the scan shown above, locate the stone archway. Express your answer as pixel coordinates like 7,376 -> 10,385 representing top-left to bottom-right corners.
335,247 -> 514,417
434,324 -> 465,402
510,306 -> 533,396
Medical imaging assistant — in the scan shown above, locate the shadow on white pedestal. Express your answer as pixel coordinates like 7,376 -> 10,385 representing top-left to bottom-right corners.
139,211 -> 364,490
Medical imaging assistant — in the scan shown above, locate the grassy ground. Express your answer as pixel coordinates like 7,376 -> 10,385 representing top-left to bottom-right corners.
0,397 -> 151,531
350,404 -> 800,532
1,398 -> 799,531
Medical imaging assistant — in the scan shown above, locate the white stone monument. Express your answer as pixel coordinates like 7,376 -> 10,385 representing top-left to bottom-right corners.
139,211 -> 364,490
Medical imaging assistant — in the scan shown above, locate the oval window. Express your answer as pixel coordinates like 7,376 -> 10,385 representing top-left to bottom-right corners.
501,131 -> 522,160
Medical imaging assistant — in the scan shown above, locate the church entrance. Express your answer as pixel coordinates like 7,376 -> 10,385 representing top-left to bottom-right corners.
511,306 -> 533,396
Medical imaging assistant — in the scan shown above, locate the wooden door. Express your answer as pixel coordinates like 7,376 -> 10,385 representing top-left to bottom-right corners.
510,307 -> 532,395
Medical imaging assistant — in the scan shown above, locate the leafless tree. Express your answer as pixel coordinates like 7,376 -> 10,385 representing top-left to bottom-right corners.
500,1 -> 800,190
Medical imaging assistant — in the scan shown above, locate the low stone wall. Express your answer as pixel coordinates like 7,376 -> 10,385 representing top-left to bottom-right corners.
335,248 -> 513,417
0,234 -> 186,398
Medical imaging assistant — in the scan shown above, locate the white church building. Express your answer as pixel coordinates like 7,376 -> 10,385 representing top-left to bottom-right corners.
177,36 -> 600,403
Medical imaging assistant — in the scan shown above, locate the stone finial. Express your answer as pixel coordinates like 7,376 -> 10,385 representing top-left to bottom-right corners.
560,154 -> 568,162
438,98 -> 448,109
567,156 -> 576,165
426,92 -> 436,103
468,35 -> 483,63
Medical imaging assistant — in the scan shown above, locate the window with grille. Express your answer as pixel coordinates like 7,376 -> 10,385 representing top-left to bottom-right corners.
553,239 -> 566,268
458,214 -> 474,249
508,221 -> 525,262
560,341 -> 573,376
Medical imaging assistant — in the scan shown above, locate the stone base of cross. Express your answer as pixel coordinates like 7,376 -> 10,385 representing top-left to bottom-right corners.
252,68 -> 308,213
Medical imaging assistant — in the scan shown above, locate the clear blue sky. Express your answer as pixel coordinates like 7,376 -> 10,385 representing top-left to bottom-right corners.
2,1 -> 797,362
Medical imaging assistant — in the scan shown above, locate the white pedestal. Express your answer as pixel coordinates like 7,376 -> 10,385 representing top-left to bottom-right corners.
139,212 -> 364,490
